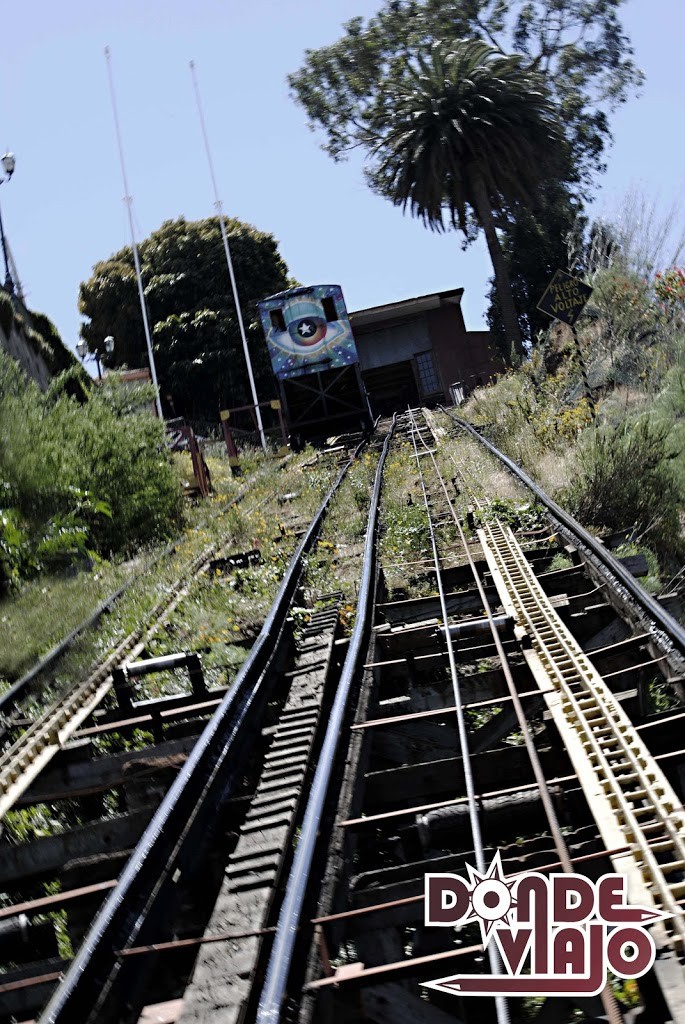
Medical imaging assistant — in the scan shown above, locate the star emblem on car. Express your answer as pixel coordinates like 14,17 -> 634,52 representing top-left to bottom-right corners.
297,319 -> 315,337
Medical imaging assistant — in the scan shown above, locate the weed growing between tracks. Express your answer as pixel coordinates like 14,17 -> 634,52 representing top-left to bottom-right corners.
379,442 -> 433,599
0,445 -> 346,940
377,423 -> 553,754
430,412 -> 529,509
301,449 -> 379,621
377,431 -> 534,601
435,408 -> 669,590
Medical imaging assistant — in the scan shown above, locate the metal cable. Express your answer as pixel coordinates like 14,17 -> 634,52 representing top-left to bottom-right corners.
406,409 -> 511,1024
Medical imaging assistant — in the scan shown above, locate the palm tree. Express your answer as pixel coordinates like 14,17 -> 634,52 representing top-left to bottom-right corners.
367,39 -> 565,358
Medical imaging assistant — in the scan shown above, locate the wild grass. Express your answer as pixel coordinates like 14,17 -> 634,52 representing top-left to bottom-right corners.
301,447 -> 379,617
454,307 -> 685,571
0,445 -> 338,691
378,442 -> 434,598
0,359 -> 183,580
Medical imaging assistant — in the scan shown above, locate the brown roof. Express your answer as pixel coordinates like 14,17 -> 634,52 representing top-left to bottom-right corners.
349,288 -> 464,329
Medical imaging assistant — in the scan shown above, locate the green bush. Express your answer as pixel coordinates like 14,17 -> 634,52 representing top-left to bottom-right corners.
561,418 -> 682,557
0,351 -> 182,580
588,267 -> 660,366
25,325 -> 54,363
0,507 -> 31,591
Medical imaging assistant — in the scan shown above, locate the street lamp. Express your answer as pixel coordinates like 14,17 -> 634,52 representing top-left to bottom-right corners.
0,152 -> 16,296
76,335 -> 115,380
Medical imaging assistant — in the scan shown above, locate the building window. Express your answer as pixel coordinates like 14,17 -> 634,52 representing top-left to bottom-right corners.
322,296 -> 338,322
415,351 -> 440,395
270,308 -> 286,332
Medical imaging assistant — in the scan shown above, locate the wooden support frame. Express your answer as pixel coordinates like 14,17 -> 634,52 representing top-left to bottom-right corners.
279,362 -> 373,441
219,400 -> 289,473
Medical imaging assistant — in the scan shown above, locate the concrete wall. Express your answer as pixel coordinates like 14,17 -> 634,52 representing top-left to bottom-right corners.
0,316 -> 52,390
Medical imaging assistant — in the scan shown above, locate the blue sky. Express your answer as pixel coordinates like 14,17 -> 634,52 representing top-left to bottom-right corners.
0,0 -> 683,357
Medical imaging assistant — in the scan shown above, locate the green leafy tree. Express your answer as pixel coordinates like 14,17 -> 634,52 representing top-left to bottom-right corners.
290,0 -> 642,351
79,217 -> 291,419
290,0 -> 641,186
365,39 -> 564,355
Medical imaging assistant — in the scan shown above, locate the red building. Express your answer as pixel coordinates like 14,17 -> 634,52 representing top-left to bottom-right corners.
349,288 -> 501,413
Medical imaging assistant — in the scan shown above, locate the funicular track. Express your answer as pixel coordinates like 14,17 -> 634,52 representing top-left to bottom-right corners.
0,436 -> 360,747
4,409 -> 685,1024
0,463 -> 276,772
256,407 -> 685,1024
0,432 -> 371,1024
0,542 -> 225,821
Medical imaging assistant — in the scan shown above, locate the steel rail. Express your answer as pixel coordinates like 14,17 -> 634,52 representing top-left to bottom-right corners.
255,419 -> 395,1024
404,408 -> 511,1024
40,436 -> 368,1024
438,410 -> 685,955
417,418 -> 575,869
420,409 -> 625,1024
442,408 -> 685,661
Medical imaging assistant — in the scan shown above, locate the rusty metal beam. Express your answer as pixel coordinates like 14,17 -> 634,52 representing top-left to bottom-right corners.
340,772 -> 577,827
602,656 -> 668,681
638,714 -> 685,734
0,881 -> 116,921
339,735 -> 685,828
312,839 -> 667,926
72,696 -> 224,739
305,943 -> 483,990
351,688 -> 542,731
587,632 -> 650,658
0,970 -> 66,995
117,927 -> 276,958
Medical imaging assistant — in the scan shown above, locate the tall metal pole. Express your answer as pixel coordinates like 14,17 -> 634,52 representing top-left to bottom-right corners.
189,60 -> 268,452
104,47 -> 164,419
